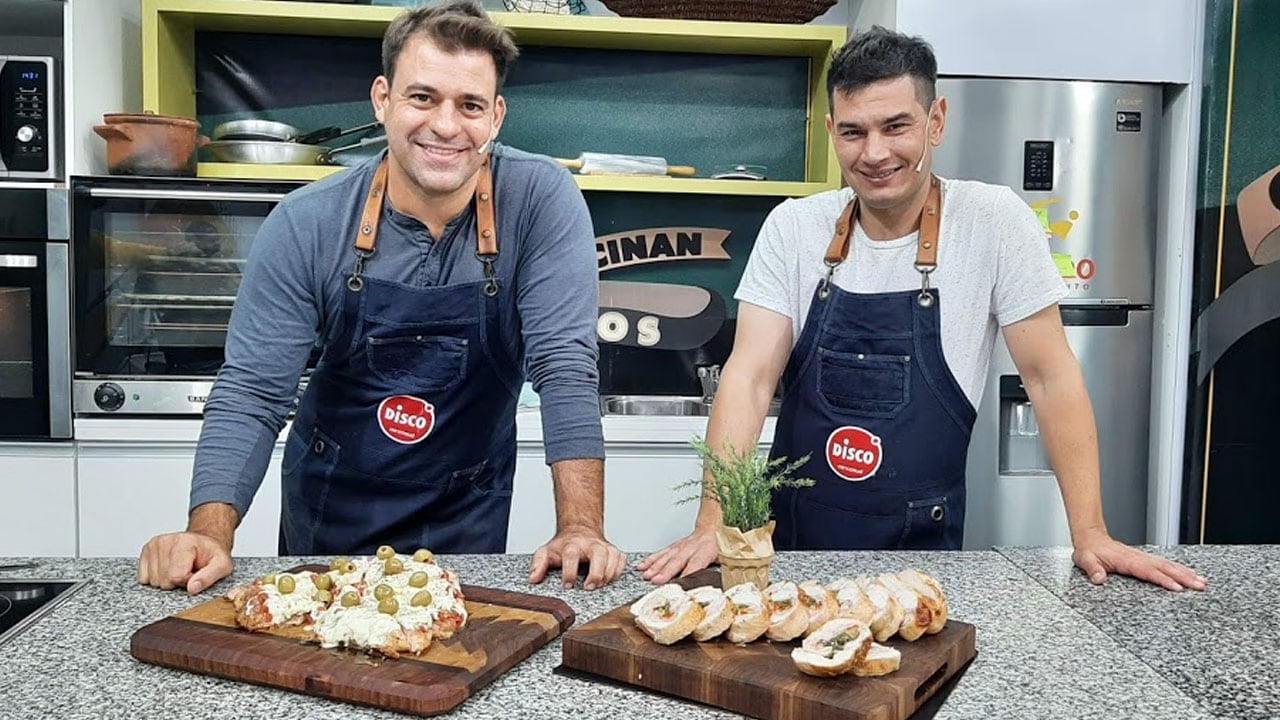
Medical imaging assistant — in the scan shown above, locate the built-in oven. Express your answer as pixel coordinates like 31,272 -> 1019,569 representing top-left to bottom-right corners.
71,176 -> 305,416
0,187 -> 70,439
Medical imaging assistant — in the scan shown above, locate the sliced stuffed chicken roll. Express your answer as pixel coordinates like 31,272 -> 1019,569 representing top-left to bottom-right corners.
791,618 -> 873,677
688,585 -> 734,642
850,641 -> 902,677
763,581 -> 809,641
854,575 -> 906,643
633,584 -> 705,645
797,581 -> 838,636
897,569 -> 948,633
877,573 -> 931,641
826,577 -> 877,628
724,582 -> 769,644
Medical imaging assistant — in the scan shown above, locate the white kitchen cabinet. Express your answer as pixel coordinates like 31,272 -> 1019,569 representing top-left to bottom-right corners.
853,0 -> 1201,83
76,442 -> 283,558
0,443 -> 77,557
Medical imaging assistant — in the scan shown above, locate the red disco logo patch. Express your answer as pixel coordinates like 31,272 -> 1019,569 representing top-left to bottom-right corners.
377,395 -> 435,444
826,426 -> 883,481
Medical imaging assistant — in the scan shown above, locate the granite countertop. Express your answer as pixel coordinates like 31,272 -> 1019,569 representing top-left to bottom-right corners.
996,544 -> 1280,720
0,549 -> 1248,720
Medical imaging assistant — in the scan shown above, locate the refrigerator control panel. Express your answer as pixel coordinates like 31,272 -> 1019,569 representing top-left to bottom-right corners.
1022,140 -> 1054,191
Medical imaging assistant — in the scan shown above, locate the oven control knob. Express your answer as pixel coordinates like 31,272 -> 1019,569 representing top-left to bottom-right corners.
15,125 -> 38,144
93,382 -> 126,412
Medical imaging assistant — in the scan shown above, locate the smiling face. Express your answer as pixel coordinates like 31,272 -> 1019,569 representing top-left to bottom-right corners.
825,75 -> 945,216
371,34 -> 506,207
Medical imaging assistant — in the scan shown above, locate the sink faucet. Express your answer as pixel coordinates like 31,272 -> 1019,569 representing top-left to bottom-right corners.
697,364 -> 721,405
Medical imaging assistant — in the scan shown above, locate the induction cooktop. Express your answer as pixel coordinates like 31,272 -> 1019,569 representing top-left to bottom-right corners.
0,579 -> 92,648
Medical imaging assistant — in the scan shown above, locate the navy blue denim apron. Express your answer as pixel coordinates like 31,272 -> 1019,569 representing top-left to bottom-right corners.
280,158 -> 521,555
772,177 -> 976,550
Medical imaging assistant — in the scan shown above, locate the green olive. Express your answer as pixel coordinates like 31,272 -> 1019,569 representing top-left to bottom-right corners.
408,571 -> 429,588
412,548 -> 434,563
376,544 -> 396,560
313,589 -> 332,604
378,597 -> 399,615
373,584 -> 394,601
261,574 -> 276,585
339,560 -> 357,574
340,591 -> 360,608
313,573 -> 333,591
329,557 -> 350,571
411,590 -> 433,607
276,575 -> 296,594
384,557 -> 404,575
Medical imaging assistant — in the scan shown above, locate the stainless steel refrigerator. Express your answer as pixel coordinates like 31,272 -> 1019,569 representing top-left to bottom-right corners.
930,78 -> 1160,548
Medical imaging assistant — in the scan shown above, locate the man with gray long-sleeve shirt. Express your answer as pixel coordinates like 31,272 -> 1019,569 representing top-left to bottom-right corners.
138,1 -> 626,595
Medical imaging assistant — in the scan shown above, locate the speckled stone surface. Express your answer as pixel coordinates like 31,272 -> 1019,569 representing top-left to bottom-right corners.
0,552 -> 1210,720
997,544 -> 1280,720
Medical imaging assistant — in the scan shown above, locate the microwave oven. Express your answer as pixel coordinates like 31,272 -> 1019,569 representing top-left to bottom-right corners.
0,55 -> 57,180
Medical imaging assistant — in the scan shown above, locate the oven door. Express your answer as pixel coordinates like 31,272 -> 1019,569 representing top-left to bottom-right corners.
0,241 -> 70,439
72,178 -> 303,415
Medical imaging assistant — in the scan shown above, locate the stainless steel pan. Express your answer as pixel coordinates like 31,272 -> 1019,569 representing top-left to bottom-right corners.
205,133 -> 387,165
211,118 -> 343,144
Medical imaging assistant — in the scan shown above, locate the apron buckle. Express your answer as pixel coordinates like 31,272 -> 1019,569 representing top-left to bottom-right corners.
477,252 -> 500,297
347,247 -> 376,293
818,258 -> 840,302
915,263 -> 935,308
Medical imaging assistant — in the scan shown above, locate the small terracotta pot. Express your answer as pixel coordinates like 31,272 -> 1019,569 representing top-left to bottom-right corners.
716,521 -> 775,590
93,112 -> 209,177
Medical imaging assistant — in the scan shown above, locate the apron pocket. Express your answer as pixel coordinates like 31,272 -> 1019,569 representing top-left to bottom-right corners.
367,333 -> 468,392
900,495 -> 959,550
817,349 -> 911,418
281,426 -> 342,553
450,459 -> 512,499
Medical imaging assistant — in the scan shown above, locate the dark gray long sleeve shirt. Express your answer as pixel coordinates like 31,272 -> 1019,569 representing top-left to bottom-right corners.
190,145 -> 603,519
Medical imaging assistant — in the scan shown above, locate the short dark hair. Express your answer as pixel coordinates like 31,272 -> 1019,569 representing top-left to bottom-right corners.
382,0 -> 520,92
827,26 -> 937,108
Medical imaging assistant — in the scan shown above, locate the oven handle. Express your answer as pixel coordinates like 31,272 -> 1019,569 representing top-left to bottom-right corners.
46,243 -> 73,439
0,254 -> 39,267
86,188 -> 290,203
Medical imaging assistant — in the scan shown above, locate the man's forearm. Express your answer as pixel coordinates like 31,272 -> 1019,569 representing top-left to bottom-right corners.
694,364 -> 776,530
1024,364 -> 1108,544
550,458 -> 605,534
187,502 -> 239,551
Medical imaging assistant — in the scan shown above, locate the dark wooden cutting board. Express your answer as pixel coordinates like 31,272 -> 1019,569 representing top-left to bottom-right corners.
131,567 -> 574,717
560,570 -> 975,720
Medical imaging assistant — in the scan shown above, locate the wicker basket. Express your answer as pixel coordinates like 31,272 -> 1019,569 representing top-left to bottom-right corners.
599,0 -> 836,23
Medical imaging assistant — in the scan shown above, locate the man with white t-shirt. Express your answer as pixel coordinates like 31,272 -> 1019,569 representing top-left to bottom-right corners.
639,27 -> 1205,592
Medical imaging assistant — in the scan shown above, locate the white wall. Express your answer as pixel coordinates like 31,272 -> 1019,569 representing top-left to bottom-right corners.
65,0 -> 142,176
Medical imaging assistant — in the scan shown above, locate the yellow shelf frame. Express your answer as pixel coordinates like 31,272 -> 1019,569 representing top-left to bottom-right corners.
145,0 -> 845,196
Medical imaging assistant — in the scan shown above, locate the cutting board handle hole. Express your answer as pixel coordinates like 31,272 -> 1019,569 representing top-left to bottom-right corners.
914,663 -> 948,701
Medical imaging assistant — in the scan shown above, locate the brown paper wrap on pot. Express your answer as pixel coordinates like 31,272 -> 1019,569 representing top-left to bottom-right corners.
716,520 -> 775,590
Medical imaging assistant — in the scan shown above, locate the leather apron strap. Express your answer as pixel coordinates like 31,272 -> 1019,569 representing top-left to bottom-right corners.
347,157 -> 499,294
819,176 -> 943,307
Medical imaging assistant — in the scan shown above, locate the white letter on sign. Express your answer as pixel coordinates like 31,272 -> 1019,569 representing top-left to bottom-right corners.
597,311 -> 628,343
636,315 -> 661,347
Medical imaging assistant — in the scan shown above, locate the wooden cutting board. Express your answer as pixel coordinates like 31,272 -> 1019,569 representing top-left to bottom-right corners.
560,571 -> 975,720
131,567 -> 574,717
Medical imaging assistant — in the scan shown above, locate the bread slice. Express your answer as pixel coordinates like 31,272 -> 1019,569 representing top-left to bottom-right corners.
688,586 -> 735,642
798,581 -> 838,636
850,641 -> 902,677
764,581 -> 810,641
877,573 -> 931,641
633,584 -> 705,645
791,617 -> 872,677
854,575 -> 906,642
724,582 -> 769,644
897,569 -> 948,633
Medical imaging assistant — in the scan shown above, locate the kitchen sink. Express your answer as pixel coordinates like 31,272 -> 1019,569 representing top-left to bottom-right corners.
599,396 -> 782,417
600,396 -> 710,416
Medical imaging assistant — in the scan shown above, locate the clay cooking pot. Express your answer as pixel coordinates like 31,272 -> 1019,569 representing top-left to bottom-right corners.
93,112 -> 209,177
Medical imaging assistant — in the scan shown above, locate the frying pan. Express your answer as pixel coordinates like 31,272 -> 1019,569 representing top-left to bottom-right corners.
210,119 -> 380,143
205,133 -> 387,165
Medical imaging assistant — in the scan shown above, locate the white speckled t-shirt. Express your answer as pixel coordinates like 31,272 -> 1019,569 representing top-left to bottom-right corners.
735,178 -> 1067,409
